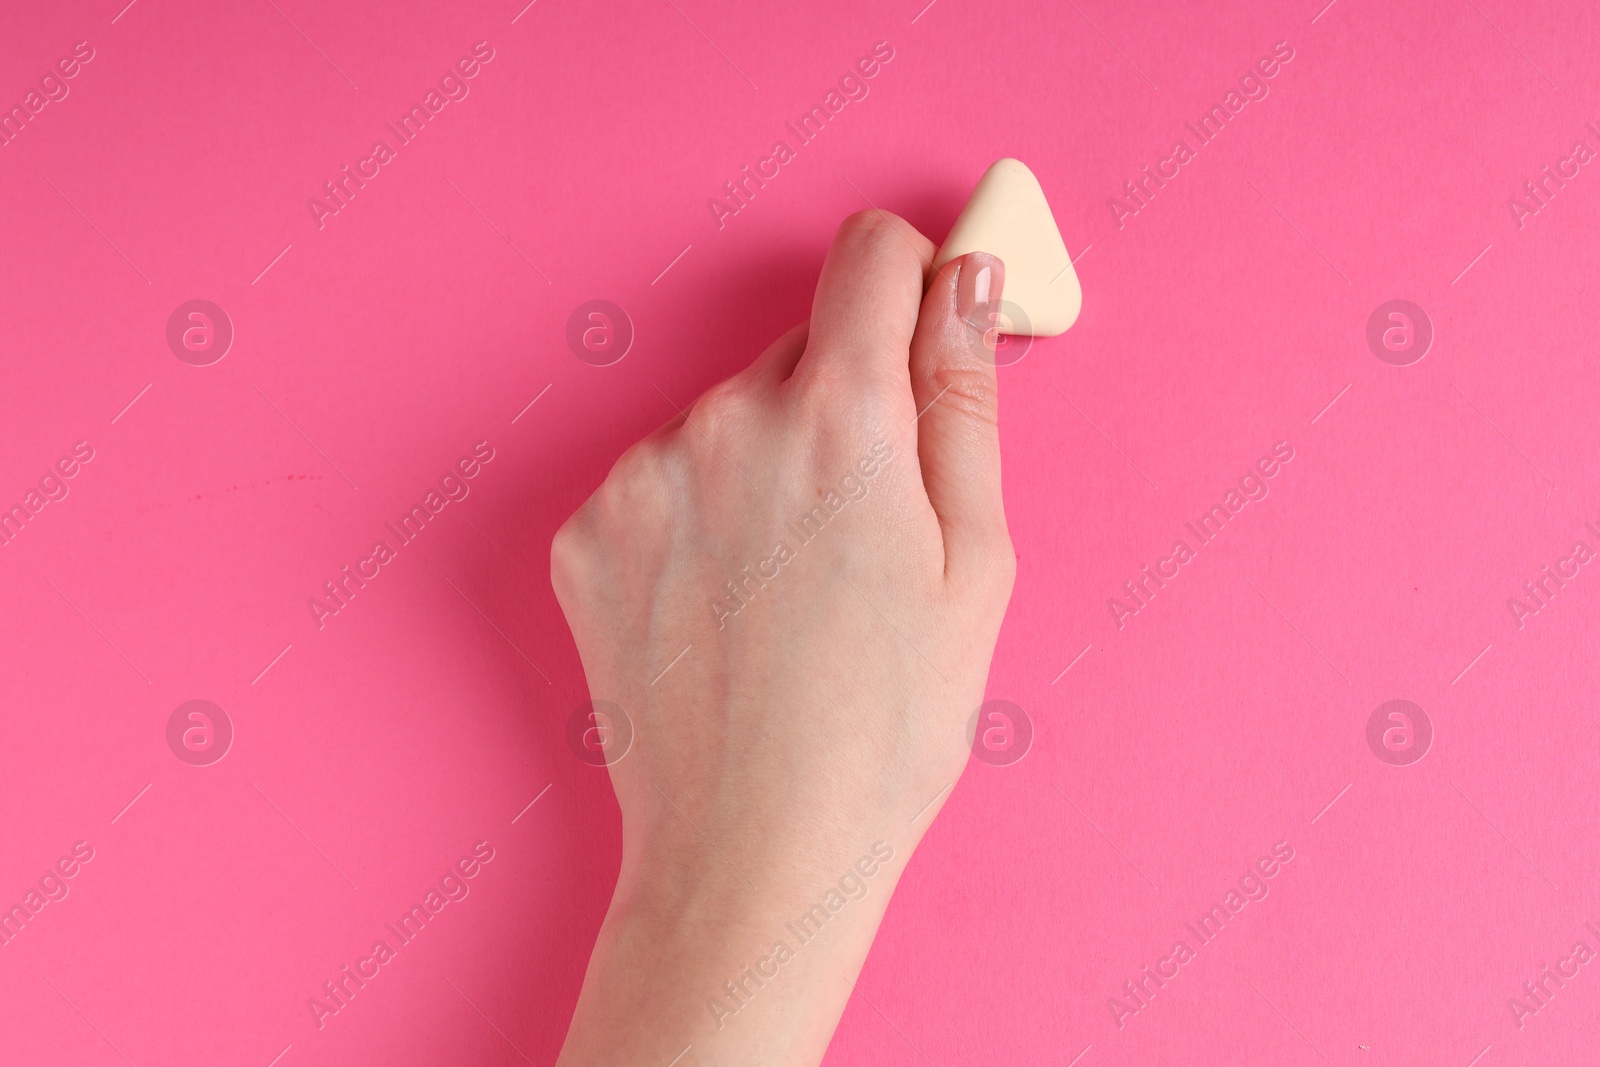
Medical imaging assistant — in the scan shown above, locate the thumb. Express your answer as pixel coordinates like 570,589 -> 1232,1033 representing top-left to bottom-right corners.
907,251 -> 1011,579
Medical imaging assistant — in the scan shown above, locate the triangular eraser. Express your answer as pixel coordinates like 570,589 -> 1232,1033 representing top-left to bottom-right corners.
933,158 -> 1081,336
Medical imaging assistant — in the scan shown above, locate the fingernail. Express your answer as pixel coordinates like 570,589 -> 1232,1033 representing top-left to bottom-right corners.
957,252 -> 1005,332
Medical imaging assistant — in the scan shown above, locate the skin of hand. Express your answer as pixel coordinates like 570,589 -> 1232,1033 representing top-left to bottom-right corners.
550,210 -> 1014,1067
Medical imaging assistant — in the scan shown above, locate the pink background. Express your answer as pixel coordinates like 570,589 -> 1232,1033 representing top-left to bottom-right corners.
3,0 -> 1598,1064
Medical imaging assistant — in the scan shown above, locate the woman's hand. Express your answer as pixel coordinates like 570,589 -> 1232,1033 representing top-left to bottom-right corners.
551,210 -> 1014,1066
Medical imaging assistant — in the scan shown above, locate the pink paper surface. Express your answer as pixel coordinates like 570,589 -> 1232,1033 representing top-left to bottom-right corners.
3,1 -> 1598,1064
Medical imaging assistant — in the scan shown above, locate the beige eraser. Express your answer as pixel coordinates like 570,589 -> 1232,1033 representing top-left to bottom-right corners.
933,158 -> 1081,336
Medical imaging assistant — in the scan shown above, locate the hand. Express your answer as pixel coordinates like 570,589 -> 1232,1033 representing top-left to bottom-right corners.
551,210 -> 1015,1066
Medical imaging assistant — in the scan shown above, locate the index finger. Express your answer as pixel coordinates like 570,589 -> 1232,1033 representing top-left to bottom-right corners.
793,209 -> 934,393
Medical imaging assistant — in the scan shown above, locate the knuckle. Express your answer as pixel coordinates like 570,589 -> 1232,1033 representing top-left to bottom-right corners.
838,209 -> 926,265
564,444 -> 661,540
692,376 -> 745,414
549,509 -> 593,599
839,208 -> 898,246
553,442 -> 673,600
794,352 -> 848,403
925,363 -> 999,427
608,438 -> 660,485
687,379 -> 759,443
599,442 -> 667,516
793,361 -> 879,428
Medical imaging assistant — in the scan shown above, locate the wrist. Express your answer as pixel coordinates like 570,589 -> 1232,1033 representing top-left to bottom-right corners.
558,826 -> 909,1066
